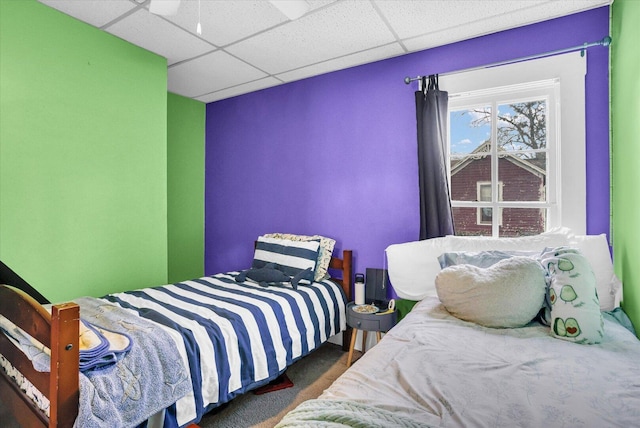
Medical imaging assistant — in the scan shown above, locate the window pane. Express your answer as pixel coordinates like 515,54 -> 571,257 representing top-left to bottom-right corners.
450,107 -> 491,155
452,207 -> 492,236
498,208 -> 546,237
497,159 -> 546,202
451,153 -> 490,201
497,101 -> 547,152
496,100 -> 547,203
479,184 -> 491,201
450,107 -> 492,203
480,207 -> 492,223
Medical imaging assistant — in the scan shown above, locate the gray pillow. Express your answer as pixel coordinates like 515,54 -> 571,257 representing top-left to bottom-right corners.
438,250 -> 541,269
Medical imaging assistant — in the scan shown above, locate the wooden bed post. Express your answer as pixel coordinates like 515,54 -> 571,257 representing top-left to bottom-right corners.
341,250 -> 353,300
49,302 -> 80,428
325,249 -> 354,352
338,250 -> 353,352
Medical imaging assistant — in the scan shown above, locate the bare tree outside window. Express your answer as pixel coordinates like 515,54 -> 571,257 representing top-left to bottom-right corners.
466,101 -> 547,166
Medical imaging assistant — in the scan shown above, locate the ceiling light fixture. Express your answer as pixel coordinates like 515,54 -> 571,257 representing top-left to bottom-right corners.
268,0 -> 311,20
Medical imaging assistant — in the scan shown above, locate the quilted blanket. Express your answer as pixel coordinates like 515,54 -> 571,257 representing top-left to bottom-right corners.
275,399 -> 431,428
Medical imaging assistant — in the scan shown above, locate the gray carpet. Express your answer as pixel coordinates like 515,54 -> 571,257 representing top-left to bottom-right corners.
0,343 -> 353,428
198,343 -> 353,428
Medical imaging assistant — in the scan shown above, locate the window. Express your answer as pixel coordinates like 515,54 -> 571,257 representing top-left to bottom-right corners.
448,85 -> 553,236
477,181 -> 503,225
440,52 -> 587,236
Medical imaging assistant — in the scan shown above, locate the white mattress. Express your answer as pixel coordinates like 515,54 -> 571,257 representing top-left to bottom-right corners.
319,297 -> 640,427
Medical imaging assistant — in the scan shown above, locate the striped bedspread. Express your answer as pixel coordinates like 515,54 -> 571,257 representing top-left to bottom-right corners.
101,272 -> 347,427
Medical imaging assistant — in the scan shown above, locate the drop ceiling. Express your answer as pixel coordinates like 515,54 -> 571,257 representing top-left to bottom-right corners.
37,0 -> 611,104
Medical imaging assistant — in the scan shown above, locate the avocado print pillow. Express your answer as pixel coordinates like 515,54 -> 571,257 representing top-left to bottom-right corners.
540,247 -> 604,344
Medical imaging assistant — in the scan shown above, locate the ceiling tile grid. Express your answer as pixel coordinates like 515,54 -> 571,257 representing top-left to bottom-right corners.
275,42 -> 405,84
37,0 -> 612,103
105,8 -> 216,65
225,1 -> 398,75
168,50 -> 268,97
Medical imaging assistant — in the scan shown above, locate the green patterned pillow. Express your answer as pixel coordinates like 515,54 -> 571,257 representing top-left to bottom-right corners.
263,233 -> 336,282
540,247 -> 604,344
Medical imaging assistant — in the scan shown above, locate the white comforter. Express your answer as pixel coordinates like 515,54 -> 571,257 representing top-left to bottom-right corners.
318,297 -> 640,427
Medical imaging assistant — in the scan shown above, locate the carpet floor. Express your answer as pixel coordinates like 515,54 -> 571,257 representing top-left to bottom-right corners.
198,343 -> 354,428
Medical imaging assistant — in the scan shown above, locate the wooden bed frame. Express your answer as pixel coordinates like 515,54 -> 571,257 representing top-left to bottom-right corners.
0,250 -> 352,428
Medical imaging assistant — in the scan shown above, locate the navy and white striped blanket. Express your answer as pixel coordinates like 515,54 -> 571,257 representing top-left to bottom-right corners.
101,272 -> 347,427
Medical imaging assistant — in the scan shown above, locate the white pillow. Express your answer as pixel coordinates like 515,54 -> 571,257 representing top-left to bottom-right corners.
386,231 -> 569,301
385,228 -> 621,310
567,234 -> 620,311
446,232 -> 570,253
435,257 -> 547,328
386,236 -> 449,300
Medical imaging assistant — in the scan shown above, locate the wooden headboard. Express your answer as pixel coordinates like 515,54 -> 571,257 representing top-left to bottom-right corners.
329,250 -> 353,301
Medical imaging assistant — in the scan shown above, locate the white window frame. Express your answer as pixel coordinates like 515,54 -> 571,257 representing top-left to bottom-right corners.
441,52 -> 587,235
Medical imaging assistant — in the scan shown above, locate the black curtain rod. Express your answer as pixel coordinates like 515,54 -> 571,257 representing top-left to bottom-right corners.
404,36 -> 612,85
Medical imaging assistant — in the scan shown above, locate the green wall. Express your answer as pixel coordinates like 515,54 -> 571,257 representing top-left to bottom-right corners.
168,93 -> 205,283
0,0 -> 169,302
612,0 -> 640,334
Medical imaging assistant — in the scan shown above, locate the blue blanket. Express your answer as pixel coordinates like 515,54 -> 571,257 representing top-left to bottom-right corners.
0,311 -> 132,374
73,297 -> 191,428
103,273 -> 347,427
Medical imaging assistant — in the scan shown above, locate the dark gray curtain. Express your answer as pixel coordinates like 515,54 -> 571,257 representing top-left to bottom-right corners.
415,75 -> 455,240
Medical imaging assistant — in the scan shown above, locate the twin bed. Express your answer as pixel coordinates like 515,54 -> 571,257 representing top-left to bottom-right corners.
278,229 -> 640,427
0,234 -> 352,427
3,229 -> 640,428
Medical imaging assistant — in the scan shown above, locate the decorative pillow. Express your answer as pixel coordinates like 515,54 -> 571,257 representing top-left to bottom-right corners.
435,256 -> 547,328
540,247 -> 604,344
235,263 -> 314,289
252,236 -> 320,280
264,233 -> 335,282
438,250 -> 541,269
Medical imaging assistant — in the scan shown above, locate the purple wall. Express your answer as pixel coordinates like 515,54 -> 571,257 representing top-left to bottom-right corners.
205,7 -> 610,294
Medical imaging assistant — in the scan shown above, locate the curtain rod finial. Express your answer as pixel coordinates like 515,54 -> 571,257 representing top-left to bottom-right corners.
601,36 -> 612,47
404,76 -> 412,84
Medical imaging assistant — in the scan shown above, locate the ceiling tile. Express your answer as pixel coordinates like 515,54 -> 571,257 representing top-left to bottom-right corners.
226,0 -> 397,75
195,77 -> 284,103
277,43 -> 405,83
375,0 -> 547,40
168,50 -> 268,98
105,9 -> 215,65
163,0 -> 285,47
402,0 -> 611,53
38,0 -> 138,28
